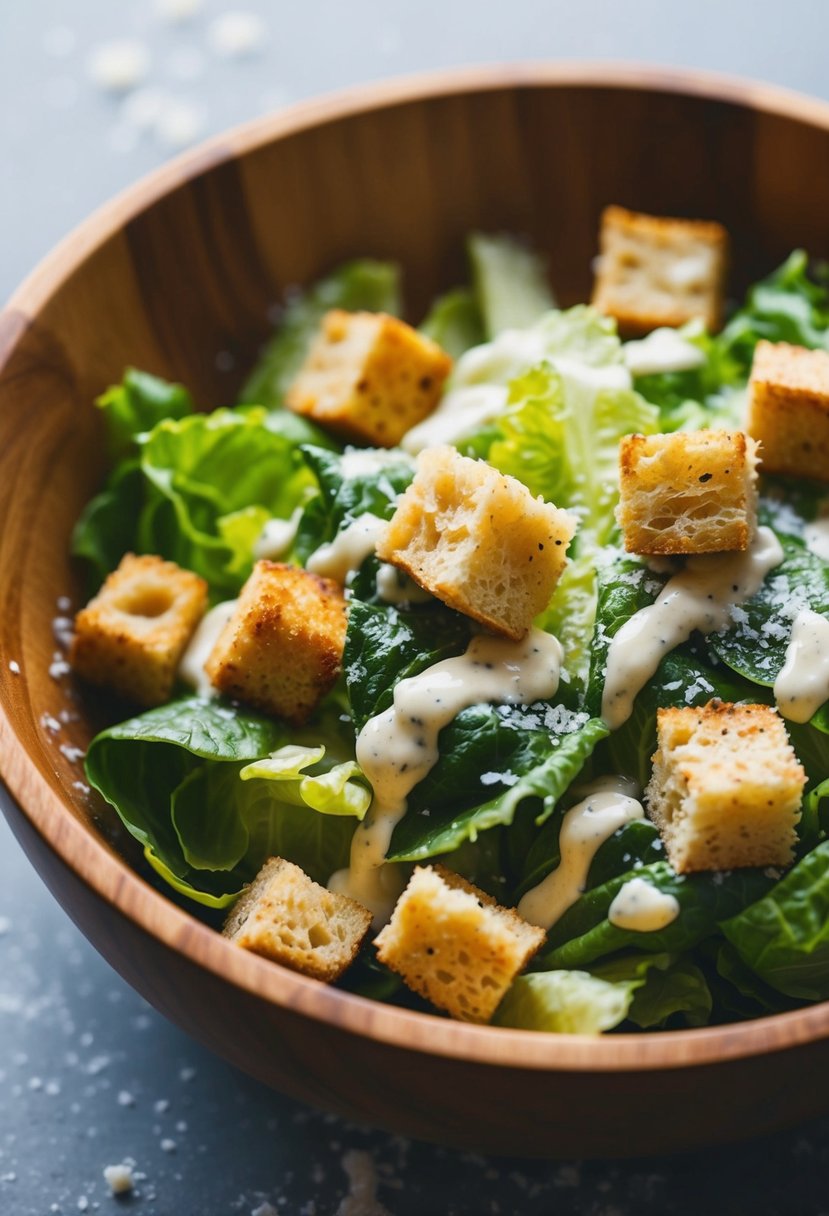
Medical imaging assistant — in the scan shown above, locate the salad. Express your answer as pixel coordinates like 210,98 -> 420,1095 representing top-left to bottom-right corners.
68,225 -> 829,1035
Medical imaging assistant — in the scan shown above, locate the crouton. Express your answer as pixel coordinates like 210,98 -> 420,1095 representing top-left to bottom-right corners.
645,701 -> 806,874
206,561 -> 347,726
592,205 -> 728,336
224,857 -> 372,982
285,310 -> 452,447
747,340 -> 829,482
70,554 -> 207,706
376,445 -> 575,640
617,429 -> 759,555
375,865 -> 545,1023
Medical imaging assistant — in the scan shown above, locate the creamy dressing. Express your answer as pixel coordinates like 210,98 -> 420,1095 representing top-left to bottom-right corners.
253,508 -> 301,560
623,328 -> 706,378
338,446 -> 414,479
402,321 -> 633,454
607,877 -> 680,932
402,383 -> 508,452
774,608 -> 829,723
375,562 -> 433,605
330,628 -> 563,923
517,785 -> 644,930
804,515 -> 829,563
306,513 -> 387,584
602,526 -> 785,729
178,600 -> 237,696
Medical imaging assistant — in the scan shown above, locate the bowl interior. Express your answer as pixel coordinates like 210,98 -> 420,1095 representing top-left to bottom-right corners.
3,64 -> 829,1072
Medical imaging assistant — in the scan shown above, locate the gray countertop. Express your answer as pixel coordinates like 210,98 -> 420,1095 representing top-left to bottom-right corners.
2,2 -> 829,1212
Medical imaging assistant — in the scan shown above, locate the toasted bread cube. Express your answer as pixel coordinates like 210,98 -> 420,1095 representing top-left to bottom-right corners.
617,429 -> 759,555
70,554 -> 207,706
747,340 -> 829,482
224,857 -> 372,982
375,865 -> 544,1023
592,205 -> 728,336
206,561 -> 347,725
645,701 -> 806,874
376,445 -> 576,640
285,310 -> 452,447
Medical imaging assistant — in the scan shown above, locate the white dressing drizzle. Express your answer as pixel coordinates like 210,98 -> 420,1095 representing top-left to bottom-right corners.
804,516 -> 829,563
330,628 -> 563,923
253,508 -> 301,561
338,445 -> 414,479
178,600 -> 237,697
601,526 -> 784,729
402,383 -> 508,453
774,608 -> 829,723
608,877 -> 679,932
623,328 -> 705,378
375,563 -> 433,605
517,783 -> 644,930
306,513 -> 387,584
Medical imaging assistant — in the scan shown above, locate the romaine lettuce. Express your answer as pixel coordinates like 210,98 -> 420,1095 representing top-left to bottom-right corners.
85,698 -> 361,906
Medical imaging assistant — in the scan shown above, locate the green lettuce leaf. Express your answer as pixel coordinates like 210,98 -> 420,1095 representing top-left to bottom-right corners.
239,743 -> 371,819
713,941 -> 800,1019
715,250 -> 829,377
594,953 -> 712,1029
293,445 -> 414,566
536,861 -> 773,971
487,350 -> 658,545
170,762 -> 356,885
85,698 -> 285,907
389,711 -> 608,861
71,461 -> 145,591
467,232 -> 555,338
137,406 -> 316,596
721,840 -> 829,999
96,368 -> 194,462
344,599 -> 471,731
419,287 -> 485,359
494,969 -> 636,1034
709,532 -> 829,695
240,260 -> 402,408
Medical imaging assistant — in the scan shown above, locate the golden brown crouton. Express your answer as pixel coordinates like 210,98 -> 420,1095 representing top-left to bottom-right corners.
617,429 -> 759,555
70,554 -> 207,706
374,865 -> 545,1023
205,560 -> 347,725
747,340 -> 829,482
285,310 -> 452,447
645,701 -> 806,874
591,205 -> 728,335
224,857 -> 372,982
376,445 -> 575,640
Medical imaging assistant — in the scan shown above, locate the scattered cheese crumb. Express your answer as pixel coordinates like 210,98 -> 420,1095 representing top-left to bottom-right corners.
208,11 -> 266,57
120,86 -> 169,132
160,1138 -> 177,1153
251,1204 -> 279,1216
154,97 -> 206,148
8,661 -> 19,675
156,0 -> 203,21
117,1090 -> 135,1107
103,1163 -> 134,1195
87,40 -> 150,93
335,1150 -> 390,1216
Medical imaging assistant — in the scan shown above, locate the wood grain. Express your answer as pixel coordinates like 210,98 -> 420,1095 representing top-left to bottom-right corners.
2,63 -> 829,1157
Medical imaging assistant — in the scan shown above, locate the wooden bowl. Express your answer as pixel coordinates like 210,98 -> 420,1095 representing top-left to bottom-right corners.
3,62 -> 829,1159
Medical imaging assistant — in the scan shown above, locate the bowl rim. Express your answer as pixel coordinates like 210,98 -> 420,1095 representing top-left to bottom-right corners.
4,59 -> 829,1073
